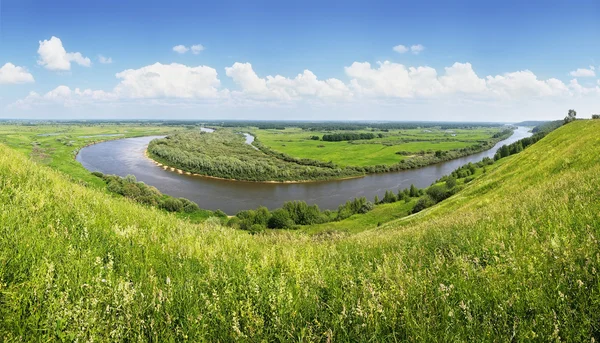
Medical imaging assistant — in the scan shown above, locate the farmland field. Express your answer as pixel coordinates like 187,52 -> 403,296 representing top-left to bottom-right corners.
253,126 -> 508,167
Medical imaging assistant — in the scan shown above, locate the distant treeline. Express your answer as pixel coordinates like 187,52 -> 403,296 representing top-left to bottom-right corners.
322,132 -> 376,141
207,121 -> 506,131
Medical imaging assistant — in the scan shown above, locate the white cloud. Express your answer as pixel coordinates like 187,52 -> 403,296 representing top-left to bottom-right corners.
345,61 -> 570,100
393,45 -> 408,54
37,36 -> 91,71
569,67 -> 596,77
393,44 -> 425,55
114,63 -> 221,98
225,62 -> 350,100
173,44 -> 204,54
410,44 -> 425,54
0,63 -> 35,84
98,55 -> 113,64
11,59 -> 599,115
439,62 -> 486,94
191,44 -> 204,54
172,45 -> 189,54
486,71 -> 568,98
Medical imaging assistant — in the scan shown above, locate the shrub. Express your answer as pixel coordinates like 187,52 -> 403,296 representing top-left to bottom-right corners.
214,209 -> 228,218
160,198 -> 184,212
226,216 -> 241,229
268,209 -> 293,229
412,195 -> 436,214
106,180 -> 124,195
445,177 -> 457,189
426,185 -> 449,203
358,201 -> 375,214
91,171 -> 104,178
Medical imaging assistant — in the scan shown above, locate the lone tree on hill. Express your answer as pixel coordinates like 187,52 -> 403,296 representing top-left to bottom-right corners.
564,109 -> 577,124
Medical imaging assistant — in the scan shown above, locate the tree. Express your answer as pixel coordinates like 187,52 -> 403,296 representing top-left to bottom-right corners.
268,209 -> 293,229
382,190 -> 397,203
564,109 -> 577,124
409,184 -> 419,197
592,114 -> 600,120
445,177 -> 457,189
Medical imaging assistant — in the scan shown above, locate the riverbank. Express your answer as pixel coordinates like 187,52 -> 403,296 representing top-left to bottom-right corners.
76,127 -> 532,213
146,127 -> 515,183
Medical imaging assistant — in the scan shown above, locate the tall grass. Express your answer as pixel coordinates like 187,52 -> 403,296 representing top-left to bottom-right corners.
0,121 -> 599,341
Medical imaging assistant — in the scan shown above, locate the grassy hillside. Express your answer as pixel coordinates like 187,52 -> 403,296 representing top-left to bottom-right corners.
1,120 -> 599,341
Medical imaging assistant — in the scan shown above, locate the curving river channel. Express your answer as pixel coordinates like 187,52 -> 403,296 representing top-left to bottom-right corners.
76,127 -> 531,214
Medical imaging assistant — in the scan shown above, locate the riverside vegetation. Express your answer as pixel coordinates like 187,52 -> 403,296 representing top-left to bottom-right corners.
0,119 -> 598,340
147,124 -> 513,182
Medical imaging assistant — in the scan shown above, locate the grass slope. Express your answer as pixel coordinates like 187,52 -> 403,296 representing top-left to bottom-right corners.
1,121 -> 599,341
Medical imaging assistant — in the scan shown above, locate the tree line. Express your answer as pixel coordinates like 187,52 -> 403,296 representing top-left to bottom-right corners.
321,132 -> 376,141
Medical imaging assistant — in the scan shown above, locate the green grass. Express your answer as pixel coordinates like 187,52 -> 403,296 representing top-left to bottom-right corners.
254,127 -> 505,167
0,120 -> 599,341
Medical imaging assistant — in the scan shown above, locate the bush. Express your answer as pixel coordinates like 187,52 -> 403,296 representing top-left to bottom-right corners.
248,224 -> 265,234
214,209 -> 227,218
106,180 -> 124,195
268,209 -> 293,229
160,198 -> 184,212
445,177 -> 457,189
358,201 -> 374,214
226,217 -> 241,229
91,171 -> 104,178
426,185 -> 449,203
412,195 -> 436,214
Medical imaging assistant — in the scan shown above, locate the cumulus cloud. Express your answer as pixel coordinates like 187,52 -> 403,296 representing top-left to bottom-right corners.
172,45 -> 189,54
114,62 -> 221,98
225,62 -> 351,101
11,59 -> 600,112
98,55 -> 113,64
345,60 -> 571,100
0,63 -> 35,84
393,45 -> 409,54
410,44 -> 425,54
486,71 -> 568,98
569,67 -> 596,77
37,36 -> 91,71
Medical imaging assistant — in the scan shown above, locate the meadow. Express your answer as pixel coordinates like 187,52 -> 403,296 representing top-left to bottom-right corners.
253,126 -> 507,167
0,120 -> 598,341
148,125 -> 512,182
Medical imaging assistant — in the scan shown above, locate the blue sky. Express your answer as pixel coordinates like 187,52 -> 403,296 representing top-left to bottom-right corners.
0,0 -> 598,121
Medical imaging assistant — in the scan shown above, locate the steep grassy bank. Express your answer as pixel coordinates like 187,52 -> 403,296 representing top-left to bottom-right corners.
1,120 -> 599,341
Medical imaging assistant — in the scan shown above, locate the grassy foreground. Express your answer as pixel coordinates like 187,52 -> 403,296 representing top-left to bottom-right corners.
1,120 -> 599,341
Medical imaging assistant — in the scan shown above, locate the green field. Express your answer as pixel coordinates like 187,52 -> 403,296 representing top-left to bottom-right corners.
0,120 -> 598,340
254,127 -> 506,167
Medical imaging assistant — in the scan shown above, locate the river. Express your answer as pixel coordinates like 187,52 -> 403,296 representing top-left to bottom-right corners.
76,126 -> 531,214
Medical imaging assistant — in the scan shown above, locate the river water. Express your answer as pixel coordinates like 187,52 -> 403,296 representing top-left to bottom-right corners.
76,127 -> 531,214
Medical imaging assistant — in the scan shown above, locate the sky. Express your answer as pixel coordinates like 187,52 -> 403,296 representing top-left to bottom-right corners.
0,0 -> 598,122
